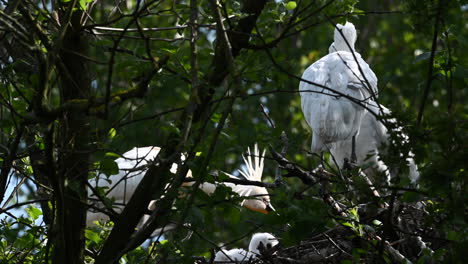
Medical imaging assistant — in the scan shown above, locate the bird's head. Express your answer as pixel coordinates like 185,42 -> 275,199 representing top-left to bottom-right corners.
331,21 -> 357,53
248,232 -> 279,255
242,187 -> 275,214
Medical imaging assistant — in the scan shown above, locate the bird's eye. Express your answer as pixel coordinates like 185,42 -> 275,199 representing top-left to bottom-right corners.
266,243 -> 272,249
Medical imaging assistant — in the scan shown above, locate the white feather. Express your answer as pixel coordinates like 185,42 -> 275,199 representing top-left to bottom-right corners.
329,22 -> 358,53
214,248 -> 253,262
330,103 -> 420,184
88,144 -> 272,226
300,22 -> 378,153
87,146 -> 187,226
214,233 -> 278,263
249,232 -> 279,255
238,144 -> 265,182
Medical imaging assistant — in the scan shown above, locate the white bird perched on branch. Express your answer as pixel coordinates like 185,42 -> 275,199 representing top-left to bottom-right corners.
185,144 -> 274,214
87,146 -> 167,225
87,144 -> 274,226
330,103 -> 420,184
214,232 -> 279,263
299,22 -> 378,163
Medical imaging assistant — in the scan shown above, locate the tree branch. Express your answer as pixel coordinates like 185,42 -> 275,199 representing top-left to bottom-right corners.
417,0 -> 443,124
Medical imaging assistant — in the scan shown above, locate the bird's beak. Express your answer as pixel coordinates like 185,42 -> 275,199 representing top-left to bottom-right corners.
266,204 -> 275,212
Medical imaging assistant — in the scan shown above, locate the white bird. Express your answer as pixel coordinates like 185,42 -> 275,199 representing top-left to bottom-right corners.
87,146 -> 165,225
214,248 -> 253,263
184,144 -> 274,214
330,103 -> 420,184
87,144 -> 274,226
214,232 -> 279,263
300,22 -> 378,163
248,232 -> 279,255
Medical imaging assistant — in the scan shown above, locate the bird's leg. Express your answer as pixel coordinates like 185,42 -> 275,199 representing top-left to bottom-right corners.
343,136 -> 358,171
320,151 -> 325,168
351,135 -> 357,164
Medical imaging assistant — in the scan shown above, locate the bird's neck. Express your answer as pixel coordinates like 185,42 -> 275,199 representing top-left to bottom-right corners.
334,41 -> 355,53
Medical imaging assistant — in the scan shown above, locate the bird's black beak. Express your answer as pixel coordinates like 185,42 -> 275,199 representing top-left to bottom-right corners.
266,204 -> 275,212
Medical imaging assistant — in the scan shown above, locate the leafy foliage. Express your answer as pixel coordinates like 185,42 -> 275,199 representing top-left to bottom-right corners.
0,0 -> 466,263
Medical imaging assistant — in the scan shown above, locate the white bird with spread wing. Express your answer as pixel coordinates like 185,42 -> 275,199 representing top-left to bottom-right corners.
214,232 -> 279,263
87,144 -> 273,226
299,22 -> 378,163
186,144 -> 274,214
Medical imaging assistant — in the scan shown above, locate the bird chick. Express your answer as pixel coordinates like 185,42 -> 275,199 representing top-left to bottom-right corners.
214,248 -> 253,263
249,232 -> 279,255
214,232 -> 278,263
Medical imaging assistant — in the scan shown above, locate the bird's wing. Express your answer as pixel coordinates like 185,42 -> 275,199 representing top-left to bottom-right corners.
238,144 -> 266,182
220,171 -> 256,203
90,147 -> 162,201
355,56 -> 378,97
337,52 -> 378,97
118,146 -> 161,167
299,57 -> 331,137
301,54 -> 362,151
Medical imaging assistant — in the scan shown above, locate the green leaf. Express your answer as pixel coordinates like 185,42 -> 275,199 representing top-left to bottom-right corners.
108,128 -> 117,139
79,0 -> 93,10
85,229 -> 101,244
342,221 -> 354,229
26,206 -> 42,220
210,113 -> 222,123
161,48 -> 178,54
218,171 -> 230,181
99,159 -> 119,176
105,152 -> 120,158
285,1 -> 297,10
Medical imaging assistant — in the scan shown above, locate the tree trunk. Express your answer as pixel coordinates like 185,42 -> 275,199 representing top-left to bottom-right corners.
52,6 -> 90,264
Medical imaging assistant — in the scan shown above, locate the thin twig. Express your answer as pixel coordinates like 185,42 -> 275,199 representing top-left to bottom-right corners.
417,0 -> 443,124
260,103 -> 275,128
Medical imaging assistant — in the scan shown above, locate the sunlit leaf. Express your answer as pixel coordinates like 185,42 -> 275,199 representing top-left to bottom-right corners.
25,206 -> 42,221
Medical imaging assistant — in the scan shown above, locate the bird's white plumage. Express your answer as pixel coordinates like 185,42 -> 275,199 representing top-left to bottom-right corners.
222,144 -> 273,213
214,233 -> 278,263
88,144 -> 273,226
330,103 -> 420,184
89,146 -> 162,203
214,248 -> 253,263
300,22 -> 378,153
239,144 -> 266,182
249,232 -> 279,255
87,146 -> 165,225
329,22 -> 357,53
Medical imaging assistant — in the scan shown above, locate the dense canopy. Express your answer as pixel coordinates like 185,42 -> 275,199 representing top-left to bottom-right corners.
0,0 -> 466,263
